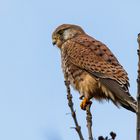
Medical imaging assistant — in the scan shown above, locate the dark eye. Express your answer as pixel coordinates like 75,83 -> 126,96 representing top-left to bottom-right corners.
58,30 -> 63,35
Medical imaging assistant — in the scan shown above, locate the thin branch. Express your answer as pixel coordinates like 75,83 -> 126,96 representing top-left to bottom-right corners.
65,80 -> 84,140
98,131 -> 116,140
86,103 -> 93,140
137,33 -> 140,140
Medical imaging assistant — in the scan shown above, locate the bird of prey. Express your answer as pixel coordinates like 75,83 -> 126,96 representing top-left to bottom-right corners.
52,24 -> 137,113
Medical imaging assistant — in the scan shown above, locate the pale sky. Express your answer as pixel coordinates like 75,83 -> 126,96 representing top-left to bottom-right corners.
0,0 -> 140,140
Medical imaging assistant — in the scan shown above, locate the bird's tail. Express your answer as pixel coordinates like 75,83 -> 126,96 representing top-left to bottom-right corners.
99,78 -> 137,113
118,95 -> 137,113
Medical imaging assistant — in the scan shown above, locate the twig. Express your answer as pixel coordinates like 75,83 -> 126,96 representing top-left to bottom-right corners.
64,80 -> 84,140
109,131 -> 116,140
98,131 -> 116,140
86,103 -> 93,140
137,33 -> 140,140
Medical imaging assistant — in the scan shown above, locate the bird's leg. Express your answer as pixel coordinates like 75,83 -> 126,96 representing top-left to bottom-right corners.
80,97 -> 92,110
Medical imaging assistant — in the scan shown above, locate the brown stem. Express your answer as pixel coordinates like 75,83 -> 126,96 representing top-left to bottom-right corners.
137,33 -> 140,140
86,103 -> 93,140
65,80 -> 84,140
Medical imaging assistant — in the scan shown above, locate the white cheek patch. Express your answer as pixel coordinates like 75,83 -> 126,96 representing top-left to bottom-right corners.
63,29 -> 73,40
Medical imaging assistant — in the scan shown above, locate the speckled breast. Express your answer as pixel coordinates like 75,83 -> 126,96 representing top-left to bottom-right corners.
61,47 -> 98,99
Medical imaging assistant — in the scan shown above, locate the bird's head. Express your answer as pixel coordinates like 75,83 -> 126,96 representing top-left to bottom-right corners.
52,24 -> 85,48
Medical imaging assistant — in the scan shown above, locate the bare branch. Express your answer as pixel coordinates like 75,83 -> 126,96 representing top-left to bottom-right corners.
109,131 -> 116,140
65,80 -> 84,140
137,33 -> 140,140
86,103 -> 93,140
98,131 -> 116,140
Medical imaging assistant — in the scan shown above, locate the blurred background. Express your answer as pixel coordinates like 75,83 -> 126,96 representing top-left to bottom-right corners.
0,0 -> 140,140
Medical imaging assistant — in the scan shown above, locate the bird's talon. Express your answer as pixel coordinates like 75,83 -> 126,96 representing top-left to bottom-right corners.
80,98 -> 92,110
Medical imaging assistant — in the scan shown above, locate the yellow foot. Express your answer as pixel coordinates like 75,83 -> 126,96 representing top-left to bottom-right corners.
80,98 -> 92,110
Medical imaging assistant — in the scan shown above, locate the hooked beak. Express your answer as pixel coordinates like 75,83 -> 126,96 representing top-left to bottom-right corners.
52,39 -> 56,45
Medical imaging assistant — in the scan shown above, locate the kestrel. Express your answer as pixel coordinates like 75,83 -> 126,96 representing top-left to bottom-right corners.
52,24 -> 137,113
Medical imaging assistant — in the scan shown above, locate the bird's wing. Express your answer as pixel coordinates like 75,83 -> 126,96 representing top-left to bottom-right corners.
73,34 -> 120,66
69,35 -> 129,87
63,35 -> 136,112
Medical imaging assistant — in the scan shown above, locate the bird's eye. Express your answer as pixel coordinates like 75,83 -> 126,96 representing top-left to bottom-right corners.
58,30 -> 63,35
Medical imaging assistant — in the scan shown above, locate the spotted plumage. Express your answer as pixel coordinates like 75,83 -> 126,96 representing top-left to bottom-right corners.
52,24 -> 137,113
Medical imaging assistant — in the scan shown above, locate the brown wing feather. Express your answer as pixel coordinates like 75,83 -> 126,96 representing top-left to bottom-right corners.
63,38 -> 128,86
72,34 -> 120,66
71,34 -> 129,86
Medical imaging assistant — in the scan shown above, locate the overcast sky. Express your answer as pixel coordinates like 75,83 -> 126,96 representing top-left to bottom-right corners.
0,0 -> 140,140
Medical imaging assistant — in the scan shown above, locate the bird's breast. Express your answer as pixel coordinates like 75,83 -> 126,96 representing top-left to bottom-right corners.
62,57 -> 98,98
75,73 -> 98,98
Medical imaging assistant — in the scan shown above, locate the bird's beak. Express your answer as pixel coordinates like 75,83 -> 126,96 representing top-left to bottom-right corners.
52,39 -> 56,45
